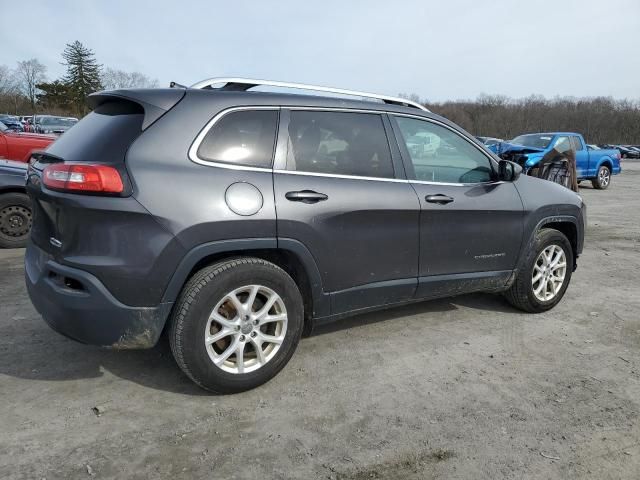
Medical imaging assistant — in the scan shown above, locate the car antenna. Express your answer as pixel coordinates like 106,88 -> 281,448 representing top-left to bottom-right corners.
169,81 -> 187,89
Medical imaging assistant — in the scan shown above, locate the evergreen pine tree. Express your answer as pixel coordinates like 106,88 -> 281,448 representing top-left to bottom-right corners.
61,41 -> 102,115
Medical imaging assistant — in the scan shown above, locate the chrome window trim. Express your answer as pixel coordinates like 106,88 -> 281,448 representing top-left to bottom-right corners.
188,105 -> 500,188
409,179 -> 503,187
188,106 -> 280,171
273,169 -> 408,183
190,77 -> 430,112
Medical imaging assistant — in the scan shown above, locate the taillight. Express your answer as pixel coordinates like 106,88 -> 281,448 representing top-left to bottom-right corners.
42,163 -> 124,194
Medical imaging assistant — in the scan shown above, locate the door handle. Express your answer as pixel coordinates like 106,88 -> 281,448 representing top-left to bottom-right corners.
425,194 -> 454,205
285,190 -> 328,204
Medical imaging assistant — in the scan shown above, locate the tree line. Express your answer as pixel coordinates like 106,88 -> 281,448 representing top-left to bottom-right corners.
400,93 -> 640,145
2,43 -> 638,143
0,40 -> 158,117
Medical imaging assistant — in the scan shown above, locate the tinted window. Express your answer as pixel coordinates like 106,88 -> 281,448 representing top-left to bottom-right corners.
45,101 -> 144,164
198,110 -> 278,168
286,111 -> 394,178
394,116 -> 493,184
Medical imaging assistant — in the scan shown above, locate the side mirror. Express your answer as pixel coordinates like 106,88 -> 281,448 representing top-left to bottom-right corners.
498,159 -> 522,181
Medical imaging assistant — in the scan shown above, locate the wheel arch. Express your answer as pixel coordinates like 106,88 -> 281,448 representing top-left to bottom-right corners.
0,186 -> 28,196
596,157 -> 613,172
536,217 -> 579,270
161,238 -> 329,329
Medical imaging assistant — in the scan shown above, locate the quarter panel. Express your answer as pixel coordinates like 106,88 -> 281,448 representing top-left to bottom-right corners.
126,93 -> 278,248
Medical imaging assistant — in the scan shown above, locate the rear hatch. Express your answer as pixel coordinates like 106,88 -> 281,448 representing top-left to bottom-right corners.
27,89 -> 184,260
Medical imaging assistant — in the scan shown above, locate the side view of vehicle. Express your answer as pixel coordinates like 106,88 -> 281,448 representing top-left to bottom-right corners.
492,133 -> 621,189
25,78 -> 586,393
0,159 -> 30,248
615,145 -> 640,159
0,120 -> 56,163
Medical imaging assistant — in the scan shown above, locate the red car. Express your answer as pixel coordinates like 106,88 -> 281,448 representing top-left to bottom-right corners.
0,121 -> 55,162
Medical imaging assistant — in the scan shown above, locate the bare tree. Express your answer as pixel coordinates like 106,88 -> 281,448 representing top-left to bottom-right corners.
0,65 -> 18,95
16,59 -> 47,109
426,95 -> 640,144
101,67 -> 159,90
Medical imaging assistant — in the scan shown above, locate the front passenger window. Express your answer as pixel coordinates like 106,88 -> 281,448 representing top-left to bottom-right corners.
393,116 -> 493,184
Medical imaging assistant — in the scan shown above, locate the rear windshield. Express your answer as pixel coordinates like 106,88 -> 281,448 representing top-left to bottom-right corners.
45,101 -> 144,164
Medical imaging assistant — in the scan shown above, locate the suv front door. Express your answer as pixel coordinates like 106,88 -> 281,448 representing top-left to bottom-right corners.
390,115 -> 524,299
273,109 -> 420,317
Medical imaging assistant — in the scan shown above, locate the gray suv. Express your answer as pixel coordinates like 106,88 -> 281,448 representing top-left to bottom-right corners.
25,78 -> 586,393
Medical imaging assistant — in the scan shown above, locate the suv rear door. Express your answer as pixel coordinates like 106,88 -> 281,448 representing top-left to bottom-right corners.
273,109 -> 420,317
390,114 -> 524,298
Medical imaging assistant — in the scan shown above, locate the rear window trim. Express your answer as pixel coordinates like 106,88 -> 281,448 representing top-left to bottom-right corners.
189,106 -> 280,172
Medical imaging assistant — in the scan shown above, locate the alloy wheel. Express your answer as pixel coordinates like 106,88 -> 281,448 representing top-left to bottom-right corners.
204,285 -> 288,374
532,245 -> 567,302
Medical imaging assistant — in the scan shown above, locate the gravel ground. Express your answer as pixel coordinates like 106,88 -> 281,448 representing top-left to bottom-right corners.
1,162 -> 639,480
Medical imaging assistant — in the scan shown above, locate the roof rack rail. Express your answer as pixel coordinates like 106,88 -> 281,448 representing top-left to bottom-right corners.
190,77 -> 429,112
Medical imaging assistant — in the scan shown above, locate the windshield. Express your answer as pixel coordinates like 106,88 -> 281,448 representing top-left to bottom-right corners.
0,121 -> 7,132
510,134 -> 553,149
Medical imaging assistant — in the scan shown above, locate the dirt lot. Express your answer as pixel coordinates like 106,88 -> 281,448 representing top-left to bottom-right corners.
1,163 -> 639,480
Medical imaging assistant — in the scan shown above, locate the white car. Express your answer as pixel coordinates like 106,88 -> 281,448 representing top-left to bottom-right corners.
406,131 -> 441,158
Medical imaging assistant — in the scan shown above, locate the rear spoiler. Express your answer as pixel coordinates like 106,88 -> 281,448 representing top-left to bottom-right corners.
88,88 -> 185,130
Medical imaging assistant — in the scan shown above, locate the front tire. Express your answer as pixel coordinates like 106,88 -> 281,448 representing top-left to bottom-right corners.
592,165 -> 611,190
169,257 -> 304,393
504,229 -> 573,313
0,192 -> 32,249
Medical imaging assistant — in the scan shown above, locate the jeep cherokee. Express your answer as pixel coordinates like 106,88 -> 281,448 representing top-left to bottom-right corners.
24,78 -> 586,393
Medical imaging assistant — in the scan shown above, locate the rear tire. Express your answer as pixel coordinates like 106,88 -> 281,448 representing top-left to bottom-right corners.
591,165 -> 611,190
504,229 -> 573,313
0,192 -> 32,249
169,257 -> 304,393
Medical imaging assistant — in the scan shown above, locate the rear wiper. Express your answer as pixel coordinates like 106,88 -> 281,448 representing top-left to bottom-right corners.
169,81 -> 188,89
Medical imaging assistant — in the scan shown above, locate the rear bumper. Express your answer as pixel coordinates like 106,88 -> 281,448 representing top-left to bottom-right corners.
25,242 -> 173,349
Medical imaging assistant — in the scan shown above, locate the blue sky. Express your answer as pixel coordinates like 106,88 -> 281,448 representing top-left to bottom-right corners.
1,0 -> 639,101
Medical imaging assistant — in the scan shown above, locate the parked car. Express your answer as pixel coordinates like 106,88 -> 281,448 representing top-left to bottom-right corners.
621,146 -> 640,159
0,115 -> 24,132
33,115 -> 78,135
491,133 -> 621,189
25,78 -> 586,393
0,120 -> 56,162
0,159 -> 30,248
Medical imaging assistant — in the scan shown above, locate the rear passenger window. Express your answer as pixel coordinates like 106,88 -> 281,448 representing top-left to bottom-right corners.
197,110 -> 278,168
286,111 -> 394,179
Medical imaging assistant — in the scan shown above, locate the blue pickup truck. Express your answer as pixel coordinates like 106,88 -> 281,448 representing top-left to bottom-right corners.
490,132 -> 621,189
